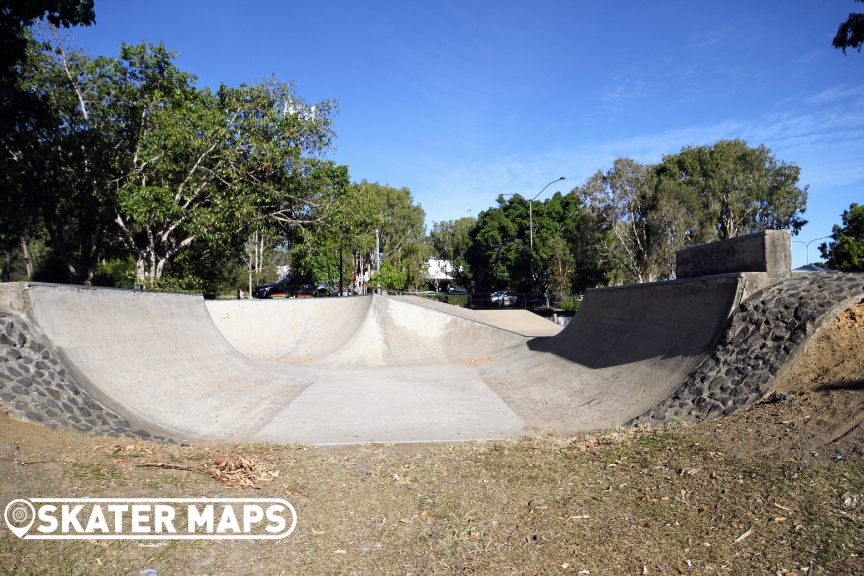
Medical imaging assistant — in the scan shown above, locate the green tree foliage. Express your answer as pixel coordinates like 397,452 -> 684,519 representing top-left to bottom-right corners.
658,140 -> 808,241
429,217 -> 475,289
574,158 -> 679,284
819,203 -> 864,272
291,181 -> 428,292
834,0 -> 864,54
569,141 -> 808,286
7,34 -> 346,288
1,0 -> 94,281
463,192 -> 603,293
0,0 -> 94,78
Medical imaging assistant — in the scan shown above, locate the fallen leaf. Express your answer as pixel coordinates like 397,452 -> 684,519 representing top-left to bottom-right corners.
735,527 -> 753,543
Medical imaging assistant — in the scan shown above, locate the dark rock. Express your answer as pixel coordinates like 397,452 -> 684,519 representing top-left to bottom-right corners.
24,412 -> 43,422
83,398 -> 101,411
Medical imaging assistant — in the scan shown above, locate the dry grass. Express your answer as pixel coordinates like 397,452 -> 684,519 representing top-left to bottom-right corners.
2,423 -> 863,575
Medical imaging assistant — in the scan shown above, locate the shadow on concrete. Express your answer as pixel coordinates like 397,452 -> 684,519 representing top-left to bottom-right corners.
525,276 -> 740,369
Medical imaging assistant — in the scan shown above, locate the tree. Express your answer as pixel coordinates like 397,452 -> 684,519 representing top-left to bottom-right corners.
0,0 -> 94,79
659,140 -> 808,241
1,1 -> 95,281
289,181 -> 428,293
834,0 -> 864,54
113,61 -> 343,287
819,203 -> 864,271
361,182 -> 428,291
546,235 -> 576,298
429,216 -> 475,290
463,195 -> 531,291
574,159 -> 673,284
463,191 -> 601,293
10,35 -> 346,287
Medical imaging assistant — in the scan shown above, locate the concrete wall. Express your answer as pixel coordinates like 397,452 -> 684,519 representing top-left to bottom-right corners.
675,230 -> 792,279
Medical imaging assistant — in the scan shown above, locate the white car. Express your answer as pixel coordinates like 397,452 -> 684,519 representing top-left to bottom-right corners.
490,290 -> 519,307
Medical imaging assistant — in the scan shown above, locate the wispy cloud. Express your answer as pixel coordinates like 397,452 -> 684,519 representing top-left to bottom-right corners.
421,87 -> 864,225
806,85 -> 860,104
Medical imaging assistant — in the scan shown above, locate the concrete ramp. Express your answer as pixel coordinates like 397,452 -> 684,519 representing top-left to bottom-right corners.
17,284 -> 527,444
3,274 -> 746,444
24,285 -> 313,442
389,295 -> 563,337
206,296 -> 530,367
478,275 -> 743,431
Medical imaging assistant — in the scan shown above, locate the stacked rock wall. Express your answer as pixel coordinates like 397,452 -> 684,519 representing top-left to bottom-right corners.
0,311 -> 169,442
631,273 -> 864,425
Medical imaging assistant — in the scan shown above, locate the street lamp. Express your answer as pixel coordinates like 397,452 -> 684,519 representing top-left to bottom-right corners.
792,235 -> 832,265
529,177 -> 566,253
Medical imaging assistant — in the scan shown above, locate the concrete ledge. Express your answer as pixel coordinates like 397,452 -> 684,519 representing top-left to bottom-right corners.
675,230 -> 791,279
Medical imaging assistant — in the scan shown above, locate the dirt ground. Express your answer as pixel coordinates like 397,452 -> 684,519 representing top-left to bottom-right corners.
687,302 -> 864,461
1,303 -> 863,575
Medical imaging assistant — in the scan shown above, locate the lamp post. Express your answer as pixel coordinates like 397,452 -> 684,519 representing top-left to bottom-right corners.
792,235 -> 832,265
529,177 -> 566,253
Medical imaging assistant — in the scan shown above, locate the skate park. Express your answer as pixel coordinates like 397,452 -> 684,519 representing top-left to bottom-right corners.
1,230 -> 863,446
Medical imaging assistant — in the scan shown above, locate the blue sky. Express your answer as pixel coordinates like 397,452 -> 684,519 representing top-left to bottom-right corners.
71,1 -> 863,267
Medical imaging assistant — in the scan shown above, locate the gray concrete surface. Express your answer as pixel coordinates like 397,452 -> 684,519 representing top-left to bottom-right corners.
676,230 -> 792,279
477,274 -> 744,431
2,274 -> 747,444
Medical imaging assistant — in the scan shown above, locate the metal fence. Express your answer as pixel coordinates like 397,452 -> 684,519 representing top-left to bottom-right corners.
398,290 -> 582,312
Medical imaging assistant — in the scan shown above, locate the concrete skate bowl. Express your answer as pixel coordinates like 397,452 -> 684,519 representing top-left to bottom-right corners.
7,274 -> 860,445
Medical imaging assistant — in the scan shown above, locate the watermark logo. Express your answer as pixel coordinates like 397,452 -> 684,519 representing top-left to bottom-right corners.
4,498 -> 296,540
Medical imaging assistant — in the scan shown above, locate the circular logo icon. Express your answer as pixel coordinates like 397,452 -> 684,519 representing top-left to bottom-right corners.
4,499 -> 35,538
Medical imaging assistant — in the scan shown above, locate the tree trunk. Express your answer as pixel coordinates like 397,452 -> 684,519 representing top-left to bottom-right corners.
1,249 -> 10,282
20,234 -> 33,278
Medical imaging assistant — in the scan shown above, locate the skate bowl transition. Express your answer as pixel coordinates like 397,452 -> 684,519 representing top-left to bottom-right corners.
1,231 -> 862,445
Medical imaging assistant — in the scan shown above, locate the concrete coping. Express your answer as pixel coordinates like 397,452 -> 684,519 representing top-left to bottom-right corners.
675,230 -> 792,279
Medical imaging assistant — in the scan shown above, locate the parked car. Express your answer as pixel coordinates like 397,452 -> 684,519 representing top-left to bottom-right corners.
316,284 -> 338,297
490,290 -> 519,307
253,281 -> 289,299
254,276 -> 309,299
287,283 -> 316,298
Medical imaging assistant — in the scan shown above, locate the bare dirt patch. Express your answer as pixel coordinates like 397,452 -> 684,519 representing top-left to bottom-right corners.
688,302 -> 864,462
1,304 -> 864,575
